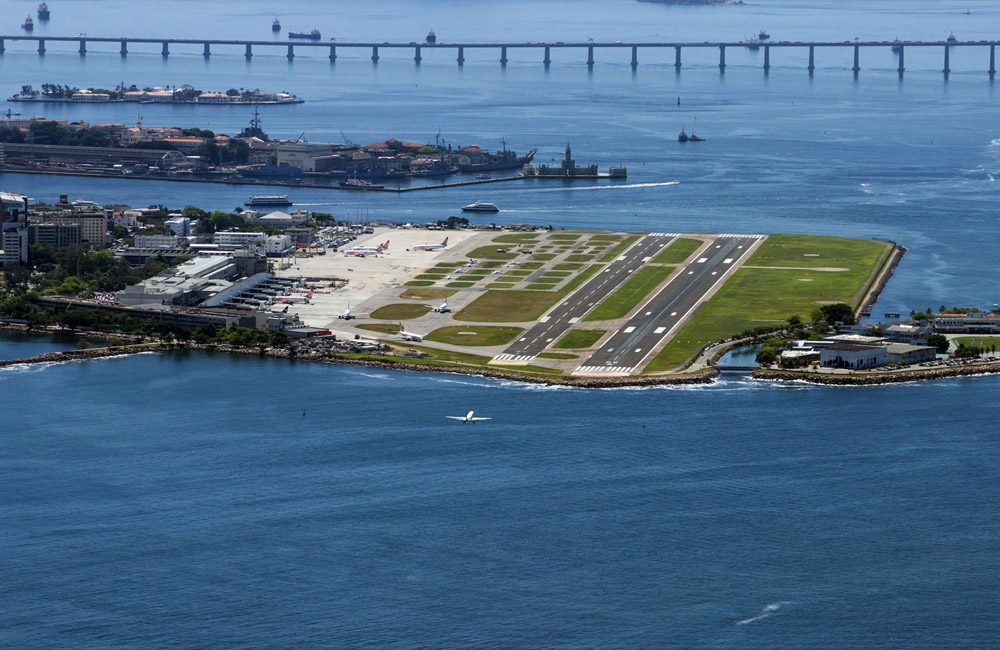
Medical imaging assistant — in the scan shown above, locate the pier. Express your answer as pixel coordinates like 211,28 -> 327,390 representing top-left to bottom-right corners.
0,35 -> 998,76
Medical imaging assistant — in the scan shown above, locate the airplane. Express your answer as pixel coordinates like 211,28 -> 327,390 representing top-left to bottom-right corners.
337,304 -> 357,320
433,300 -> 451,313
413,237 -> 449,252
398,322 -> 423,342
446,410 -> 491,424
343,240 -> 389,257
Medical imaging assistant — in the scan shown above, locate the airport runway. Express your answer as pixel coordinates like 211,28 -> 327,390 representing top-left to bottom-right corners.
576,234 -> 763,374
493,234 -> 677,362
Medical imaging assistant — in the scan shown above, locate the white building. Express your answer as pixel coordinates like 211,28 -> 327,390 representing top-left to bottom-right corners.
213,231 -> 267,249
134,234 -> 181,249
265,234 -> 293,255
274,142 -> 337,172
933,313 -> 1000,334
820,343 -> 888,370
164,216 -> 192,237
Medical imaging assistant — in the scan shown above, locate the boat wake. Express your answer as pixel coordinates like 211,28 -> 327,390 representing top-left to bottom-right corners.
737,601 -> 793,626
518,180 -> 680,193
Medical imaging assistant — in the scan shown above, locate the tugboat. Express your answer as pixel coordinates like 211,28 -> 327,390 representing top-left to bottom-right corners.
758,29 -> 770,40
426,29 -> 437,44
288,29 -> 321,40
272,18 -> 281,33
462,200 -> 500,213
22,16 -> 34,31
37,2 -> 50,21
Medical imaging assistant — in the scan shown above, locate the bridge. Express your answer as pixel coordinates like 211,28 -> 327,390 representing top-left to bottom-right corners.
1,35 -> 998,76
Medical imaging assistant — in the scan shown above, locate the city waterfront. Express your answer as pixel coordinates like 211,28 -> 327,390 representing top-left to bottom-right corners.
4,0 -> 1000,647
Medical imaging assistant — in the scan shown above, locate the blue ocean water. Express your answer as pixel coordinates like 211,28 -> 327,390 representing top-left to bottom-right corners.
0,331 -> 85,359
3,1 -> 1000,646
3,353 -> 999,647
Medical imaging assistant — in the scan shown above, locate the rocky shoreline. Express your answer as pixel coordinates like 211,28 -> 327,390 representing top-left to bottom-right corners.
752,361 -> 1000,385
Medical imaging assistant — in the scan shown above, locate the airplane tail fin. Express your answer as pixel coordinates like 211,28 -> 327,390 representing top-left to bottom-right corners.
442,237 -> 448,246
399,322 -> 405,333
467,410 -> 474,420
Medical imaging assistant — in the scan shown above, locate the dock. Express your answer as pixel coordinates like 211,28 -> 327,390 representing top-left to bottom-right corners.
0,34 -> 997,76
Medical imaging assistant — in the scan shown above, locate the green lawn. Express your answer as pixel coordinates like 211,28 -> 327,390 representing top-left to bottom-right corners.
519,261 -> 545,270
565,254 -> 594,262
952,336 -> 1000,351
494,233 -> 541,244
585,266 -> 673,321
555,329 -> 606,349
426,325 -> 524,347
537,352 -> 578,359
357,323 -> 402,335
446,281 -> 477,288
370,303 -> 432,320
530,253 -> 558,261
455,265 -> 600,323
548,233 -> 582,240
488,282 -> 516,289
399,288 -> 455,301
466,246 -> 517,260
404,280 -> 435,287
652,237 -> 704,264
644,235 -> 895,373
553,262 -> 584,270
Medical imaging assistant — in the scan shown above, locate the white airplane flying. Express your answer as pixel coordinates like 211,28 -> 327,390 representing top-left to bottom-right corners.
446,410 -> 491,424
398,323 -> 424,342
413,237 -> 449,252
433,300 -> 451,314
343,240 -> 389,257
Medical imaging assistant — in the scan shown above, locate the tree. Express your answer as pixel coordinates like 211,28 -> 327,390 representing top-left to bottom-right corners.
787,314 -> 802,327
927,334 -> 949,353
819,303 -> 855,326
755,347 -> 778,365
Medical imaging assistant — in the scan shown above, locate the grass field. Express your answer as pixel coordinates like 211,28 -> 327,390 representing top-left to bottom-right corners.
426,325 -> 524,347
537,352 -> 578,359
494,233 -> 541,244
466,246 -> 517,260
585,266 -> 673,321
399,288 -> 456,301
644,235 -> 895,372
554,329 -> 606,349
652,237 -> 704,264
370,303 -> 432,319
599,235 -> 641,262
403,280 -> 435,287
952,336 -> 1000,350
357,323 -> 402,335
455,290 -> 563,322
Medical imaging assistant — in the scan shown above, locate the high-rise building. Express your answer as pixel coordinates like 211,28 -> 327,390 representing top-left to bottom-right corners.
1,192 -> 29,266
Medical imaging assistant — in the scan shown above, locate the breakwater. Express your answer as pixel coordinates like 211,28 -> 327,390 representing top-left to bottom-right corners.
753,361 -> 1000,385
1,34 -> 998,76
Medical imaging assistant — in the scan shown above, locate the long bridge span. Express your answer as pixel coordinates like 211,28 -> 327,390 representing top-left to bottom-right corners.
1,35 -> 997,76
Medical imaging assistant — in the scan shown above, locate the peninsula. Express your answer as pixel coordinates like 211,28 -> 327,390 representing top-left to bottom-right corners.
10,83 -> 303,105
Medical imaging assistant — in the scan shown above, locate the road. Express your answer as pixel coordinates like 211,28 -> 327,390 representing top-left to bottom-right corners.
492,234 -> 677,362
576,235 -> 762,374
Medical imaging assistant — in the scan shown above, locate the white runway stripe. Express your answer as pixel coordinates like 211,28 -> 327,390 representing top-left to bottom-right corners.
575,365 -> 635,374
492,354 -> 535,362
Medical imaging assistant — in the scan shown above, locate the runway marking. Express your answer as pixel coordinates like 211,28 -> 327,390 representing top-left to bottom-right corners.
519,337 -> 527,342
688,271 -> 694,275
697,258 -> 708,263
546,338 -> 553,342
654,326 -> 666,334
670,311 -> 677,316
634,348 -> 642,353
540,316 -> 550,323
568,317 -> 579,324
576,365 -> 635,375
492,353 -> 535,363
643,257 -> 652,262
723,258 -> 734,264
624,326 -> 636,333
645,311 -> 652,316
711,271 -> 717,275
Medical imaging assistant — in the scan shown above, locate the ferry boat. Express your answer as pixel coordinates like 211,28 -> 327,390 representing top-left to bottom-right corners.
461,200 -> 500,213
289,29 -> 321,40
272,19 -> 281,33
37,2 -> 50,20
426,30 -> 437,44
245,195 -> 293,207
340,179 -> 384,191
22,16 -> 34,31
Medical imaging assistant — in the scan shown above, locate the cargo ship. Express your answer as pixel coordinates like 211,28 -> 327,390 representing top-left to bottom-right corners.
457,140 -> 537,173
22,16 -> 34,31
245,195 -> 293,207
289,29 -> 321,40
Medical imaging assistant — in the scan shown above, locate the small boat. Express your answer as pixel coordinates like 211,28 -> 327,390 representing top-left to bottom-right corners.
476,173 -> 491,180
272,19 -> 281,33
946,32 -> 957,43
891,39 -> 902,53
340,178 -> 384,190
245,195 -> 293,207
758,29 -> 770,40
426,30 -> 437,44
22,16 -> 34,31
289,29 -> 321,40
462,200 -> 500,213
37,2 -> 50,20
678,130 -> 689,143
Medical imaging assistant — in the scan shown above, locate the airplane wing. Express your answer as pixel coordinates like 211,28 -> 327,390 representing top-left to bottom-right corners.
469,417 -> 491,422
445,416 -> 467,421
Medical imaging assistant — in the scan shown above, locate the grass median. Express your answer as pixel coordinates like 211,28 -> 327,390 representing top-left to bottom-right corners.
652,237 -> 704,264
584,266 -> 673,321
426,326 -> 524,347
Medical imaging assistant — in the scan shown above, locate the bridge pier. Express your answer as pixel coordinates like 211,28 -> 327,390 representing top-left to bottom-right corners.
371,45 -> 379,63
329,45 -> 336,61
414,45 -> 421,63
853,44 -> 860,73
719,45 -> 726,71
38,39 -> 45,55
631,46 -> 638,67
943,45 -> 949,75
457,46 -> 464,65
587,45 -> 594,67
78,39 -> 86,56
203,42 -> 211,58
0,38 -> 4,55
161,41 -> 169,57
674,45 -> 681,69
544,46 -> 551,65
500,46 -> 507,65
991,45 -> 996,77
763,45 -> 770,71
287,44 -> 294,60
120,39 -> 127,57
808,45 -> 815,73
245,43 -> 252,59
897,45 -> 904,76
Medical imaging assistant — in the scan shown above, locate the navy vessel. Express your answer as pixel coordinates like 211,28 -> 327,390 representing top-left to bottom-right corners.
457,140 -> 537,173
